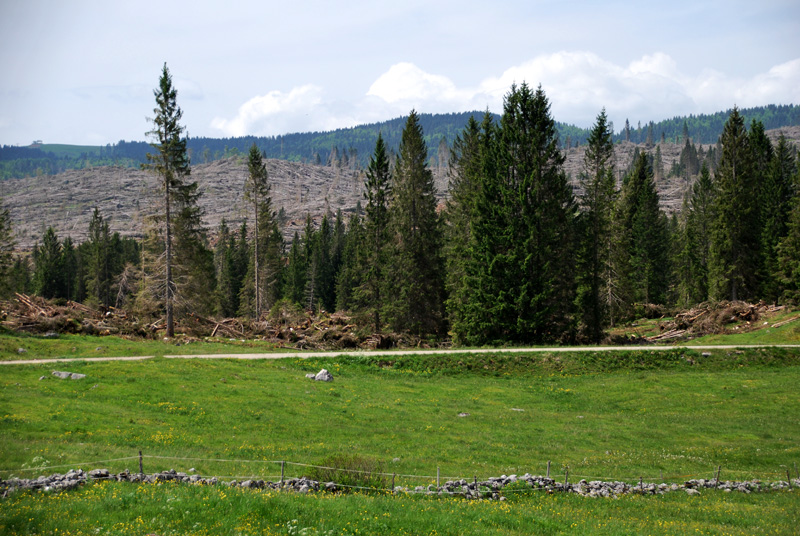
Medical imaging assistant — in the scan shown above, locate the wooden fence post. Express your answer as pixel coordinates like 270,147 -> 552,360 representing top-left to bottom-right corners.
392,473 -> 396,495
280,461 -> 285,487
564,466 -> 569,488
437,467 -> 440,489
139,450 -> 143,475
546,460 -> 550,479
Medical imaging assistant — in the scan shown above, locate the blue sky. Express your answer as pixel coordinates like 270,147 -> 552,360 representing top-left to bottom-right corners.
1,0 -> 798,146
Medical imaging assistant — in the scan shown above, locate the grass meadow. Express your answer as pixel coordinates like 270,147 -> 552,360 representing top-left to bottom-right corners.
1,338 -> 799,534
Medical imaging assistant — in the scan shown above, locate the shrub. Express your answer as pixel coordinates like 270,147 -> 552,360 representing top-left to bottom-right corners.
308,454 -> 389,492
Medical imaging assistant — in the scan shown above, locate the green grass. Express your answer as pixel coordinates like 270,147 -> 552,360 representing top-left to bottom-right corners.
687,313 -> 800,346
2,481 -> 798,535
38,144 -> 103,158
1,349 -> 799,480
2,344 -> 799,534
0,330 -> 289,361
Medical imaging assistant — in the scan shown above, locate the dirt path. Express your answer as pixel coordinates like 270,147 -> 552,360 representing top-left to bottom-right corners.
3,344 -> 799,365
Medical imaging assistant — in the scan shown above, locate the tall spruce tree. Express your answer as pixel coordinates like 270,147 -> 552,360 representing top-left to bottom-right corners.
576,109 -> 617,342
142,63 -> 215,335
386,110 -> 445,335
760,135 -> 796,302
615,153 -> 671,310
60,237 -> 79,302
243,144 -> 269,318
86,208 -> 112,307
355,133 -> 392,331
0,200 -> 15,298
453,85 -> 577,344
284,231 -> 306,307
335,208 -> 364,313
776,163 -> 800,303
240,144 -> 283,318
455,113 -> 513,344
501,84 -> 577,342
678,163 -> 715,305
443,115 -> 483,341
709,107 -> 759,301
33,227 -> 63,299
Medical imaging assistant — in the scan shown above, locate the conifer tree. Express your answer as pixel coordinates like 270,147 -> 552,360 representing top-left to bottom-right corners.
141,63 -> 214,334
678,163 -> 715,305
244,144 -> 269,318
453,85 -> 577,344
443,115 -> 483,340
86,208 -> 112,307
502,84 -> 577,342
0,200 -> 15,298
311,214 -> 335,312
615,153 -> 670,309
776,164 -> 800,303
385,110 -> 445,335
709,108 -> 759,301
214,219 -> 243,317
33,227 -> 63,299
60,236 -> 79,302
576,109 -> 617,342
240,144 -> 283,317
454,113 -> 513,344
284,231 -> 306,307
335,209 -> 364,312
355,133 -> 392,331
9,257 -> 31,296
760,135 -> 796,302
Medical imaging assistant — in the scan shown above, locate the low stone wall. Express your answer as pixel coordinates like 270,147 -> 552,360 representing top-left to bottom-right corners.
1,469 -> 797,500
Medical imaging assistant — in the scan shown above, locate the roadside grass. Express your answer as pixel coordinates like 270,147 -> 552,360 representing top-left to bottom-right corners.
2,344 -> 799,534
1,349 -> 799,481
2,480 -> 798,535
0,329 -> 288,361
610,306 -> 800,345
687,314 -> 800,346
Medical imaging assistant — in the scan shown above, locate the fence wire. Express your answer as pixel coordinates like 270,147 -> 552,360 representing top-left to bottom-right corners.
1,453 -> 795,487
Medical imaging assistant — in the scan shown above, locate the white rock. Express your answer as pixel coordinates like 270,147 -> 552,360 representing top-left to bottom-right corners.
314,369 -> 333,382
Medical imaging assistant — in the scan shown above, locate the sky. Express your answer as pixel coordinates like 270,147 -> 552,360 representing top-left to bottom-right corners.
1,0 -> 798,147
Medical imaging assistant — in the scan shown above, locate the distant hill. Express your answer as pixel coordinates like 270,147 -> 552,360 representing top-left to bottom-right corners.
1,104 -> 798,180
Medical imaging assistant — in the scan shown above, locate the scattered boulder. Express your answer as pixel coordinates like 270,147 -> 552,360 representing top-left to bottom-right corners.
305,373 -> 316,379
314,369 -> 333,382
51,371 -> 86,380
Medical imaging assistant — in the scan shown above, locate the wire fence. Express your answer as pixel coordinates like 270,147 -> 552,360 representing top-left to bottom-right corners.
2,452 -> 797,490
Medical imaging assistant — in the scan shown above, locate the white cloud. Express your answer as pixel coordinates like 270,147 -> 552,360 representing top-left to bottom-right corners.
211,85 -> 325,137
211,53 -> 800,139
366,62 -> 469,107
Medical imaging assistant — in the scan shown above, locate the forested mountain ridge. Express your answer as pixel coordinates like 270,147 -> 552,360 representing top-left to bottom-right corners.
2,104 -> 798,180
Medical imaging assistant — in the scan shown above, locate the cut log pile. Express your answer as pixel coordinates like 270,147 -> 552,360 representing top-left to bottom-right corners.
2,293 -> 130,336
647,301 -> 789,342
1,294 -> 439,351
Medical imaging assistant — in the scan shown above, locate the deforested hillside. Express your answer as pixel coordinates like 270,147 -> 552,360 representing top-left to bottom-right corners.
5,126 -> 798,249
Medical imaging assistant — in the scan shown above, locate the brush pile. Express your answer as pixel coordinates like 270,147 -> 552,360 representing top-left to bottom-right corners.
647,301 -> 788,342
1,294 -> 436,350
